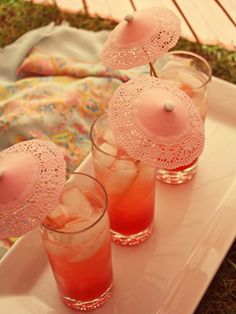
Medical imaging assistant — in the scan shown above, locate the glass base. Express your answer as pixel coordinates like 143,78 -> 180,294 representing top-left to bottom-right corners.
111,224 -> 153,246
156,162 -> 197,185
61,283 -> 113,311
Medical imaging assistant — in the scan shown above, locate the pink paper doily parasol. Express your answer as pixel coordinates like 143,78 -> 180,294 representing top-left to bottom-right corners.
101,7 -> 181,70
107,76 -> 204,170
0,139 -> 66,238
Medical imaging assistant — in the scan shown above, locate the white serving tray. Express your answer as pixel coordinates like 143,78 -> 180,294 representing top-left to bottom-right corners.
0,77 -> 236,314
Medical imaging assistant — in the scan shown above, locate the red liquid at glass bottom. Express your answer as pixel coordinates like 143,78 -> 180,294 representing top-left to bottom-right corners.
93,158 -> 156,245
157,158 -> 198,184
46,235 -> 113,310
108,177 -> 155,236
170,158 -> 197,172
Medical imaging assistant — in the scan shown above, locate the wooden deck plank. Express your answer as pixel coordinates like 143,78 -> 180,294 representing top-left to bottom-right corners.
132,0 -> 196,42
216,0 -> 236,24
86,0 -> 111,17
190,0 -> 236,49
172,0 -> 201,43
31,0 -> 84,13
56,0 -> 84,12
86,0 -> 133,21
175,0 -> 219,46
27,0 -> 235,50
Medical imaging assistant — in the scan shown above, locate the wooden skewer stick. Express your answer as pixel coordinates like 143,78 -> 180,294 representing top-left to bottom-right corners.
149,62 -> 158,78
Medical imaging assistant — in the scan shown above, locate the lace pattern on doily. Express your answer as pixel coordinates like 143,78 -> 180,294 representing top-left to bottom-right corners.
108,77 -> 204,170
0,139 -> 66,238
102,7 -> 181,70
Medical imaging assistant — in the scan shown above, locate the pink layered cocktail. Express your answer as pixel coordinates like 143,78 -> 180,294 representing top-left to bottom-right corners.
41,173 -> 113,311
90,114 -> 156,246
155,51 -> 212,184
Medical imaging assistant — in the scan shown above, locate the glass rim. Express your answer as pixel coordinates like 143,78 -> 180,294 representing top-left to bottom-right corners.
156,50 -> 212,89
90,113 -> 131,160
41,172 -> 108,235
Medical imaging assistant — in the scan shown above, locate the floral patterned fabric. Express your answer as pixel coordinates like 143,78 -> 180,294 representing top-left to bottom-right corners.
0,48 -> 125,172
0,72 -> 121,171
0,25 -> 146,254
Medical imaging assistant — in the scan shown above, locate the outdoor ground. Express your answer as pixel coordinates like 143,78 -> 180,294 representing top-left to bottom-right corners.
0,1 -> 235,313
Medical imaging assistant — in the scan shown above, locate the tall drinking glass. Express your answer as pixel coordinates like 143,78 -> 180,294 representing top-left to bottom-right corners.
40,172 -> 113,311
90,114 -> 156,246
154,51 -> 212,184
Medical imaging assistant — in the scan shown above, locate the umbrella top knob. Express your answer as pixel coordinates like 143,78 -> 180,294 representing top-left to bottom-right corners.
164,101 -> 175,112
124,14 -> 134,22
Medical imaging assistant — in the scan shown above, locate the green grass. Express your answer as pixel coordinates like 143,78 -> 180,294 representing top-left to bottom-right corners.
0,1 -> 235,313
0,0 -> 116,47
174,38 -> 236,84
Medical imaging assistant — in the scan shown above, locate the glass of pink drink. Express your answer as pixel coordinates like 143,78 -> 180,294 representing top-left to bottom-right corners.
154,51 -> 212,184
40,172 -> 113,311
90,114 -> 156,246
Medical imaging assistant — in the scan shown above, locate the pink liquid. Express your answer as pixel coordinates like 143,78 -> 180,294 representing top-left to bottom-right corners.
167,158 -> 198,172
41,192 -> 113,303
108,174 -> 155,235
46,235 -> 112,301
93,148 -> 156,236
